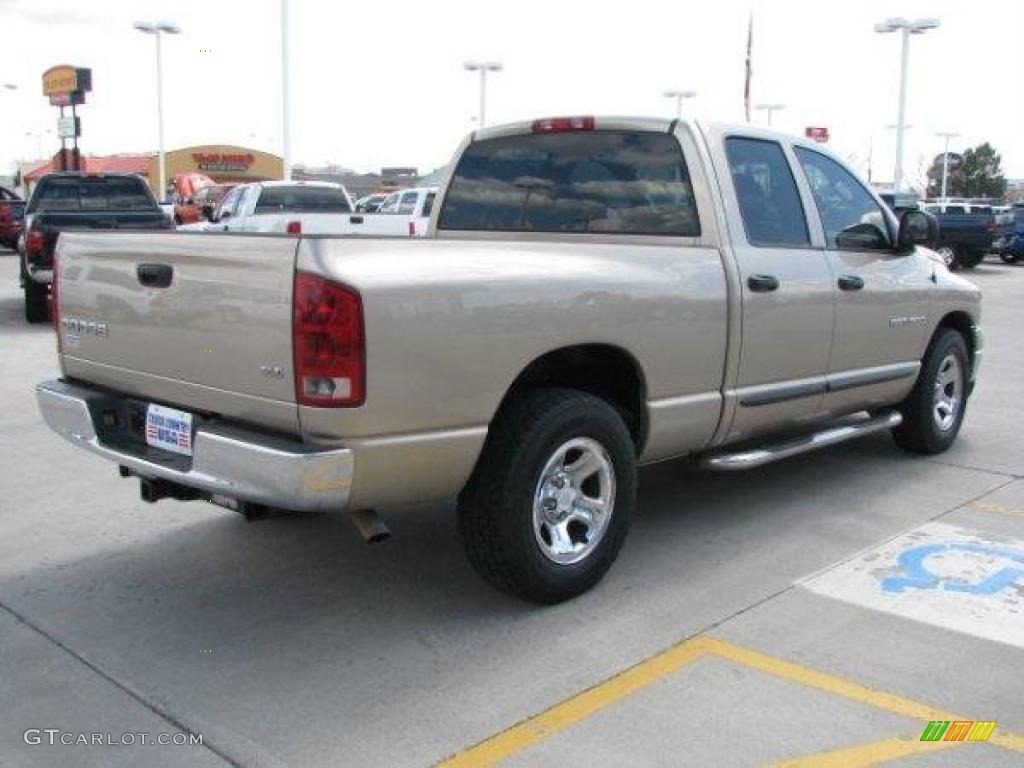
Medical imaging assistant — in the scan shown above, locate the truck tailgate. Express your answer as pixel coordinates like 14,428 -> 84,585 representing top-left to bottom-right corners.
57,232 -> 300,433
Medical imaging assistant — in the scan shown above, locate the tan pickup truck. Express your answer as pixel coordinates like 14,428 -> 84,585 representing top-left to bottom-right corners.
37,117 -> 982,603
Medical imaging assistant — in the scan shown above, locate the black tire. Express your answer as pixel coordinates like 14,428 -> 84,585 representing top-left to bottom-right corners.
458,388 -> 636,604
958,250 -> 985,269
1001,252 -> 1020,264
24,280 -> 48,323
892,328 -> 969,455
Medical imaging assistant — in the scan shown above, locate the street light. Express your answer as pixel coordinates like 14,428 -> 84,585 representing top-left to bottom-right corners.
463,61 -> 503,127
935,131 -> 960,199
280,0 -> 292,180
134,19 -> 181,200
874,17 -> 940,190
663,89 -> 696,119
755,103 -> 785,126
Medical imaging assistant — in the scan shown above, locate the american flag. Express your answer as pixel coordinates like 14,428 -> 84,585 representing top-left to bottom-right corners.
744,14 -> 753,123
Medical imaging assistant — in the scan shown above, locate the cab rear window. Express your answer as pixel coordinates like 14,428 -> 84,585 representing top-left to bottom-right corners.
254,186 -> 352,214
438,131 -> 700,236
28,176 -> 156,212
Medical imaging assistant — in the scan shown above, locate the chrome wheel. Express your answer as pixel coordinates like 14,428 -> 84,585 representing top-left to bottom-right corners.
933,354 -> 963,432
532,437 -> 616,565
936,245 -> 956,268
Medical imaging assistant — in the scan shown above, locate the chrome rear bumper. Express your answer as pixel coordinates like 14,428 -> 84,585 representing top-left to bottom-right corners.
36,380 -> 353,512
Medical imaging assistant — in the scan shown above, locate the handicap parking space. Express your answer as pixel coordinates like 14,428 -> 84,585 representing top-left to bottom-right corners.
1,246 -> 1022,767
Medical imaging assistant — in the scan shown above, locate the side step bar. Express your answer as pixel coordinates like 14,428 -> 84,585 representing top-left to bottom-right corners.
700,411 -> 902,471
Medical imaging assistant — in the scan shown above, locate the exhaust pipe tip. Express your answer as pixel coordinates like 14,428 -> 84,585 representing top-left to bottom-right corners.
349,508 -> 392,544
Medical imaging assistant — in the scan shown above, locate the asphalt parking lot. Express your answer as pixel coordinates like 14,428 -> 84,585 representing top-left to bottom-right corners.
1,248 -> 1022,767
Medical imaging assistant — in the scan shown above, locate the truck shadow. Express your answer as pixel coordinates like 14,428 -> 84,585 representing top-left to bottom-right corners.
0,431 -> 980,761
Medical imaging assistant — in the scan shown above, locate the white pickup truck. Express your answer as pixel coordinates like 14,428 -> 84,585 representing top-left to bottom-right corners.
196,180 -> 357,235
190,181 -> 436,238
38,116 -> 981,603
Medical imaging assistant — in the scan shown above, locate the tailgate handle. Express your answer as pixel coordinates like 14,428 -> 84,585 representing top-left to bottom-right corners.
350,215 -> 364,224
137,263 -> 173,288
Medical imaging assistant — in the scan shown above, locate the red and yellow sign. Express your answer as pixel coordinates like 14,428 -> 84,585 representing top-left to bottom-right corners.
191,152 -> 255,173
42,65 -> 91,97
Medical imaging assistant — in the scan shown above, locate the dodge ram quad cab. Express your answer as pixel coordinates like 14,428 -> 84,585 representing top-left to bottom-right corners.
37,117 -> 982,603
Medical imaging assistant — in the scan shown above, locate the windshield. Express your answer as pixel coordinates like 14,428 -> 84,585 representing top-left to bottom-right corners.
28,176 -> 156,213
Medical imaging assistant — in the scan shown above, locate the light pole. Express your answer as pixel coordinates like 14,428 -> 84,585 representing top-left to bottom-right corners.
935,131 -> 960,199
874,17 -> 940,191
134,20 -> 181,201
280,0 -> 291,180
463,61 -> 503,127
755,103 -> 785,126
663,89 -> 696,119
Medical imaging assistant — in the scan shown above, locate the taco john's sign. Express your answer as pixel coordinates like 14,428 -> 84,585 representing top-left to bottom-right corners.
192,152 -> 255,172
42,64 -> 92,106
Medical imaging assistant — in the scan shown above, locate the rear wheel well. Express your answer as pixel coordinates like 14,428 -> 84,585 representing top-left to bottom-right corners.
496,345 -> 648,453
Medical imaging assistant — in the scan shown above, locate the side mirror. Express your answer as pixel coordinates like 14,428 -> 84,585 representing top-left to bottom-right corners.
897,210 -> 938,252
219,210 -> 232,222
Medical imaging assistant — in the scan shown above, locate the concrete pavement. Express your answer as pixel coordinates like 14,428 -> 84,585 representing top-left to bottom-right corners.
0,249 -> 1021,766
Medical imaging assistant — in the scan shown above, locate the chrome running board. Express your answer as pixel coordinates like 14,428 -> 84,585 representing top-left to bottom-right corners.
700,411 -> 902,471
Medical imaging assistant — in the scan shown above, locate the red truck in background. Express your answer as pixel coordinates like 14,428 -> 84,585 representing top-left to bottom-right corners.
0,186 -> 26,250
169,173 -> 216,225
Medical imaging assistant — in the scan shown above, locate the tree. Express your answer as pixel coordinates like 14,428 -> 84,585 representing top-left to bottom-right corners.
926,142 -> 1006,199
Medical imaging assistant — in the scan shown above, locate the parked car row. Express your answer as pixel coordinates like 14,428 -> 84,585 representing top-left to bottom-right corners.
880,193 -> 1020,271
182,181 -> 437,237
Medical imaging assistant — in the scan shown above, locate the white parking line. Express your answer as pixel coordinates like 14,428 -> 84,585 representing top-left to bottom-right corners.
800,522 -> 1024,648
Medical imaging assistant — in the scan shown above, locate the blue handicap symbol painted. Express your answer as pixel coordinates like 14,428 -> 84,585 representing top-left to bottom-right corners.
880,541 -> 1024,595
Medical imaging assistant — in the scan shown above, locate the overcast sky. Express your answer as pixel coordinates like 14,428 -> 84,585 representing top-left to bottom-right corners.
2,0 -> 1022,187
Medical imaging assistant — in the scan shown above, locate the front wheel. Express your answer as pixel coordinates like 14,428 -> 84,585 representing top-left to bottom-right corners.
1001,252 -> 1020,264
458,388 -> 636,604
959,250 -> 985,269
892,328 -> 969,454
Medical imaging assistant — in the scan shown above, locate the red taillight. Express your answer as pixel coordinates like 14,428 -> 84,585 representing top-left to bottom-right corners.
408,220 -> 416,237
286,220 -> 302,235
26,230 -> 45,256
292,273 -> 365,407
531,116 -> 595,134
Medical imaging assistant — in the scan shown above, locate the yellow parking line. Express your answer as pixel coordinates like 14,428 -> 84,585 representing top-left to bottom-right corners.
970,500 -> 1024,517
437,634 -> 1024,766
438,635 -> 713,767
766,735 -> 956,767
702,637 -> 1024,755
702,637 -> 958,722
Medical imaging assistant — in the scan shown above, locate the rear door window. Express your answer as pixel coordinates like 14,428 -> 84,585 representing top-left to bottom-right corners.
438,131 -> 700,235
398,191 -> 418,214
724,138 -> 809,247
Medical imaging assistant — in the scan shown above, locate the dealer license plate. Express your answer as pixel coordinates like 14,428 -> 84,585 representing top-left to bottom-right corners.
145,404 -> 194,456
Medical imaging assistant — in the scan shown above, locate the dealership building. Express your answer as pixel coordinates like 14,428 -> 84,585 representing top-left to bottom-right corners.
23,144 -> 284,196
